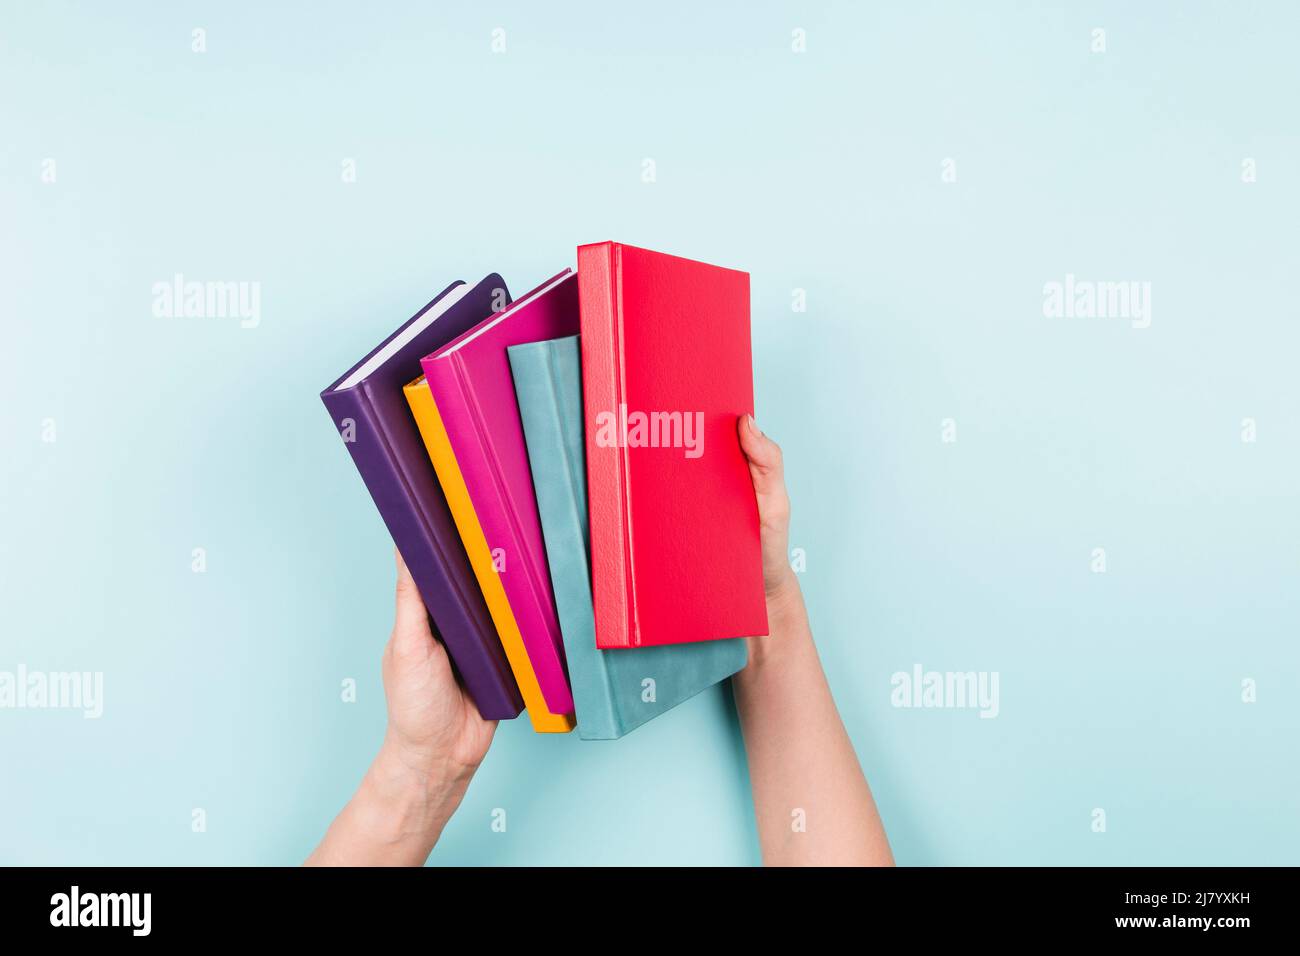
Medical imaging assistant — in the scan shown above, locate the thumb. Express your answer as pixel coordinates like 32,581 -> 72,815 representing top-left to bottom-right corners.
738,414 -> 791,532
392,548 -> 435,660
737,415 -> 793,599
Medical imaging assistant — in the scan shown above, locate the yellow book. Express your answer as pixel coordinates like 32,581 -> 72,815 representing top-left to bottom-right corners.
404,376 -> 574,733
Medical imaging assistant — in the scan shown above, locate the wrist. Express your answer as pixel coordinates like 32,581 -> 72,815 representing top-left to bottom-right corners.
764,569 -> 804,622
350,739 -> 470,856
373,735 -> 473,812
744,571 -> 810,672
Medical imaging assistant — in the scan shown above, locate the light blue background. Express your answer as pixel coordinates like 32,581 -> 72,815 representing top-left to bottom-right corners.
3,1 -> 1297,865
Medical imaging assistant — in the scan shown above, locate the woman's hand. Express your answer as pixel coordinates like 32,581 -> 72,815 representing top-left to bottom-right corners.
737,414 -> 808,669
738,413 -> 799,605
307,551 -> 496,866
381,549 -> 496,784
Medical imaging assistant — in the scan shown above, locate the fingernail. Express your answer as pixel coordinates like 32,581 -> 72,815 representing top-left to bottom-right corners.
748,414 -> 763,437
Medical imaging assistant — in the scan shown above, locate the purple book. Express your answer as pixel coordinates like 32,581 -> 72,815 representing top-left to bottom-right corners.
321,276 -> 522,720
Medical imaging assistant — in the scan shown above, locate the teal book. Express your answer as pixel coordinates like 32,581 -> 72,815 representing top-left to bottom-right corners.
508,335 -> 748,740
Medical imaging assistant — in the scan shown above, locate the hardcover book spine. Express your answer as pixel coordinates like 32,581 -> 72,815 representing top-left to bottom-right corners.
403,377 -> 574,734
320,386 -> 523,720
576,242 -> 637,649
510,339 -> 620,739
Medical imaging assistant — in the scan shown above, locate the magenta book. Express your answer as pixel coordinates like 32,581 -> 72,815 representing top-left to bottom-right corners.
421,270 -> 578,715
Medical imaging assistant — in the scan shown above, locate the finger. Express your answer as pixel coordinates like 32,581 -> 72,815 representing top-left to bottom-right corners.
392,548 -> 435,660
737,414 -> 790,528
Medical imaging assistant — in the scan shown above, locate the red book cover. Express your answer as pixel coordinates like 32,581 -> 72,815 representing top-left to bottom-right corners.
577,241 -> 768,649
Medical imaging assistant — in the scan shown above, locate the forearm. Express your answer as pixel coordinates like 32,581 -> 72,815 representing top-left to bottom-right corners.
733,572 -> 893,866
306,735 -> 471,867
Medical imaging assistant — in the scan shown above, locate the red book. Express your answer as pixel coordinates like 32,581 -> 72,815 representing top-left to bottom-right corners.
577,241 -> 768,649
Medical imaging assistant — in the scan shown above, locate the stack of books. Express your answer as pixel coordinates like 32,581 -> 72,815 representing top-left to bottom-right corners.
321,242 -> 768,739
